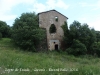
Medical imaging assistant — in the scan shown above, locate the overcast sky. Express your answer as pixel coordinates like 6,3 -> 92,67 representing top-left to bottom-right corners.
0,0 -> 100,31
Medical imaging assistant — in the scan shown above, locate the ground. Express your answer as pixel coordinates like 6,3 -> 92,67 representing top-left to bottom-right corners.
0,38 -> 100,75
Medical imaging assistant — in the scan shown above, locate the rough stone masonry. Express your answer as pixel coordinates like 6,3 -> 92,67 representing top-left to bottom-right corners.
38,10 -> 68,50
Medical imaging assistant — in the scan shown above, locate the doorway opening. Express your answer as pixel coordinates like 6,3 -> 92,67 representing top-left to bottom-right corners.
55,44 -> 58,50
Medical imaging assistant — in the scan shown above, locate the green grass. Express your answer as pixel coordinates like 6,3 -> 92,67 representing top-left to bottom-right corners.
0,38 -> 100,75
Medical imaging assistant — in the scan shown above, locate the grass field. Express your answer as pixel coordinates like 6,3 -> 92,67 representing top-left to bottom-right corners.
0,38 -> 100,75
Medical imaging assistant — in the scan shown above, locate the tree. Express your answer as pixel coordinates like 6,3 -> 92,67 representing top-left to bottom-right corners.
66,39 -> 87,56
95,31 -> 100,43
90,42 -> 100,57
0,21 -> 11,38
68,21 -> 81,47
63,21 -> 96,55
12,12 -> 45,51
78,24 -> 96,52
0,32 -> 2,39
90,31 -> 100,57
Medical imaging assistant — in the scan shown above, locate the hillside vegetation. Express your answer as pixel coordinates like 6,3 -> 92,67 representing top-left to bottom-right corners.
0,13 -> 100,56
0,38 -> 100,75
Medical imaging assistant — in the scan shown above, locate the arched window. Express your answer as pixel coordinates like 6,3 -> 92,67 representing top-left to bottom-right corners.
49,24 -> 56,33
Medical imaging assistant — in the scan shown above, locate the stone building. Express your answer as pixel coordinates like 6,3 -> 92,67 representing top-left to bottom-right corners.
38,10 -> 68,50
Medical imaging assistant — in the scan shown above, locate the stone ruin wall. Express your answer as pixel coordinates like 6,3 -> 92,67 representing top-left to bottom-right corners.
39,10 -> 68,50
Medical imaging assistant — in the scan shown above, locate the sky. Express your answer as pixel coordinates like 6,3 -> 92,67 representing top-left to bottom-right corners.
0,0 -> 100,31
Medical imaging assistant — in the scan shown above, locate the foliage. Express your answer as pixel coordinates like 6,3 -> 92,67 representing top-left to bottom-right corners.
12,12 -> 45,51
66,39 -> 87,56
49,24 -> 56,33
90,42 -> 100,57
95,31 -> 100,43
79,24 -> 96,52
0,32 -> 2,39
62,21 -> 69,36
69,21 -> 96,50
61,21 -> 69,48
0,21 -> 11,38
63,21 -> 96,55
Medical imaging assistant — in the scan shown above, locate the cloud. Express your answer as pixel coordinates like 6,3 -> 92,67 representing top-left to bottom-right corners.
0,0 -> 68,25
79,0 -> 100,10
0,0 -> 16,22
79,2 -> 88,7
88,18 -> 100,31
32,0 -> 69,13
0,0 -> 36,23
93,0 -> 100,10
32,2 -> 47,13
0,14 -> 17,22
46,0 -> 56,9
79,2 -> 96,8
77,14 -> 100,31
0,0 -> 35,14
55,0 -> 69,9
46,0 -> 68,9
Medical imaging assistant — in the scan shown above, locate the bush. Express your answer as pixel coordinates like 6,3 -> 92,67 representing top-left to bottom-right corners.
0,32 -> 2,39
12,12 -> 45,51
63,21 -> 96,54
90,42 -> 100,57
0,21 -> 11,38
66,39 -> 87,56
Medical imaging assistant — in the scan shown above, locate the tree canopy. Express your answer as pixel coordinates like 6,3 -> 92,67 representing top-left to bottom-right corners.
0,21 -> 11,38
95,31 -> 100,43
0,11 -> 99,56
63,21 -> 97,56
12,12 -> 45,51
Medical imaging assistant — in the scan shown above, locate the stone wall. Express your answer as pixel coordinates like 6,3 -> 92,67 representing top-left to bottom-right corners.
38,10 -> 68,50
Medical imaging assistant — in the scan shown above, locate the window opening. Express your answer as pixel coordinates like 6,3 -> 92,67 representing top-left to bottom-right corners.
49,24 -> 56,33
55,16 -> 58,22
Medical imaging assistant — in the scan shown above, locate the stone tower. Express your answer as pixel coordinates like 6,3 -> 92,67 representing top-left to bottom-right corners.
38,10 -> 68,50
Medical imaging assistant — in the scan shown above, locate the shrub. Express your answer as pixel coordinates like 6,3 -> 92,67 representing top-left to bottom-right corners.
66,39 -> 87,56
12,12 -> 45,51
63,21 -> 96,54
90,42 -> 100,57
0,21 -> 11,38
0,32 -> 2,39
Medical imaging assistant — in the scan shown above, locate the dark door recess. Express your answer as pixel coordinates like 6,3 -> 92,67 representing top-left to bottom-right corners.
55,44 -> 58,50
